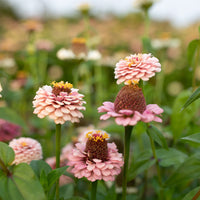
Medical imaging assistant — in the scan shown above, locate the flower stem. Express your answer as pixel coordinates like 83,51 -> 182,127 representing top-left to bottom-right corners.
55,124 -> 61,200
148,132 -> 164,199
122,125 -> 133,200
91,180 -> 98,200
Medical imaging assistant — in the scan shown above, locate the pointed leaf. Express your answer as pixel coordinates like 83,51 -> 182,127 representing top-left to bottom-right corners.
183,186 -> 200,200
182,87 -> 200,110
181,133 -> 200,145
147,125 -> 168,149
0,142 -> 15,166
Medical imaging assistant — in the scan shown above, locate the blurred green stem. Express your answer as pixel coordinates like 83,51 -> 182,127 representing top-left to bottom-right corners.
38,51 -> 48,84
147,129 -> 164,200
55,124 -> 61,200
192,46 -> 200,91
122,126 -> 133,200
144,10 -> 150,38
91,180 -> 98,200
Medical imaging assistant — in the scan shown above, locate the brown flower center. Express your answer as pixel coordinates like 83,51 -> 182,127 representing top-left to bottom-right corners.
114,84 -> 146,113
71,37 -> 87,55
51,81 -> 73,96
85,130 -> 109,162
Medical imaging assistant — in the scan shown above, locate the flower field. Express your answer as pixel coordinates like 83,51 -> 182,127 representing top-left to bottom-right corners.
0,1 -> 200,200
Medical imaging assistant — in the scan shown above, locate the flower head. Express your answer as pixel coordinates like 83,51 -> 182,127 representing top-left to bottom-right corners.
98,84 -> 163,126
33,81 -> 86,124
67,130 -> 123,182
0,119 -> 21,142
114,53 -> 161,85
9,137 -> 42,164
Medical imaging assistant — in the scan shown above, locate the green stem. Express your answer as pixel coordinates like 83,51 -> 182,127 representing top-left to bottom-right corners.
122,126 -> 133,200
148,132 -> 164,199
0,159 -> 10,175
55,124 -> 61,200
192,46 -> 200,91
91,180 -> 98,200
144,10 -> 150,38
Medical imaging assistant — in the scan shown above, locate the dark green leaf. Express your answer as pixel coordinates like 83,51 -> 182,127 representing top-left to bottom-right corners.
171,90 -> 200,141
147,125 -> 168,149
0,142 -> 15,166
182,87 -> 200,110
181,133 -> 200,145
128,150 -> 155,181
183,186 -> 200,200
0,107 -> 28,131
156,148 -> 188,167
65,197 -> 87,200
105,183 -> 116,200
0,163 -> 47,200
187,39 -> 200,65
165,154 -> 200,187
47,166 -> 68,189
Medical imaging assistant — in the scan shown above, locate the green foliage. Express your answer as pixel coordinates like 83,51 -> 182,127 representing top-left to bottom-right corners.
0,142 -> 15,166
187,39 -> 200,66
183,186 -> 200,200
171,90 -> 200,141
181,132 -> 200,145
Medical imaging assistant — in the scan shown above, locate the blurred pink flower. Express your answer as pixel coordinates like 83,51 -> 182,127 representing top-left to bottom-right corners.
67,130 -> 123,182
9,137 -> 42,164
98,84 -> 163,126
33,81 -> 86,124
114,53 -> 161,84
0,119 -> 21,142
36,39 -> 54,51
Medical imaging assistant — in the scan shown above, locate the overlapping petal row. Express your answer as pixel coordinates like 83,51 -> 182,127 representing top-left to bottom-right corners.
67,142 -> 123,182
114,53 -> 161,84
33,85 -> 86,124
9,137 -> 42,164
98,101 -> 163,126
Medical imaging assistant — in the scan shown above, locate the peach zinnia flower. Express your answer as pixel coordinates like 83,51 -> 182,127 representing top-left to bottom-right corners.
33,81 -> 86,124
114,53 -> 161,85
98,84 -> 163,126
9,137 -> 42,165
67,130 -> 124,182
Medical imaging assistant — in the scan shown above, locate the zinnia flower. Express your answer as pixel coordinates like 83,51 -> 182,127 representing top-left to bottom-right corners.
67,130 -> 124,182
33,81 -> 86,124
114,53 -> 161,85
9,137 -> 42,164
0,119 -> 21,142
98,84 -> 163,126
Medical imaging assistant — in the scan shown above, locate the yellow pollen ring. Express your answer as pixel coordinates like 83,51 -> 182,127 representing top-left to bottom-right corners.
125,80 -> 139,85
21,142 -> 27,147
72,37 -> 86,44
85,130 -> 109,142
51,81 -> 73,89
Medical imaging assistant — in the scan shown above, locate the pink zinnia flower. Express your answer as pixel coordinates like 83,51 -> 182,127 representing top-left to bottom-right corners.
67,130 -> 124,182
9,137 -> 43,164
33,81 -> 86,124
114,53 -> 161,84
0,119 -> 21,142
98,84 -> 163,126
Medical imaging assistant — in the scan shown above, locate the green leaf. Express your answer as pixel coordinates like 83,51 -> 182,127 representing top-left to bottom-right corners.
142,37 -> 154,53
47,166 -> 68,189
65,197 -> 87,200
0,107 -> 28,131
183,186 -> 200,200
187,39 -> 200,65
181,133 -> 200,145
0,142 -> 15,166
128,150 -> 155,181
104,183 -> 116,200
0,163 -> 47,200
171,90 -> 200,141
156,148 -> 188,167
182,87 -> 200,110
147,125 -> 168,149
165,154 -> 200,187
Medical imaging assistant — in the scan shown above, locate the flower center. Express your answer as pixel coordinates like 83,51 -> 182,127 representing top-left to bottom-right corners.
114,84 -> 146,113
51,81 -> 73,96
125,54 -> 142,67
85,130 -> 109,162
21,142 -> 27,147
71,37 -> 87,55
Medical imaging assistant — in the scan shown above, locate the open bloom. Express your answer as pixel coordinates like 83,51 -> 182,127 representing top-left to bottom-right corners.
9,137 -> 42,164
33,81 -> 86,124
114,53 -> 161,85
0,119 -> 21,142
98,84 -> 163,126
67,130 -> 123,182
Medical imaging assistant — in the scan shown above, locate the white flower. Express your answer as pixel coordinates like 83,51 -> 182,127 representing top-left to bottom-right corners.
0,58 -> 15,68
151,38 -> 181,50
87,50 -> 102,61
56,48 -> 75,60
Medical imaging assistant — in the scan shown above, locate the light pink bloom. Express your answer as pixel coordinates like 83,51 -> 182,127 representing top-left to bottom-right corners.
98,102 -> 163,126
67,130 -> 123,182
9,137 -> 42,165
114,53 -> 161,84
33,81 -> 86,124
